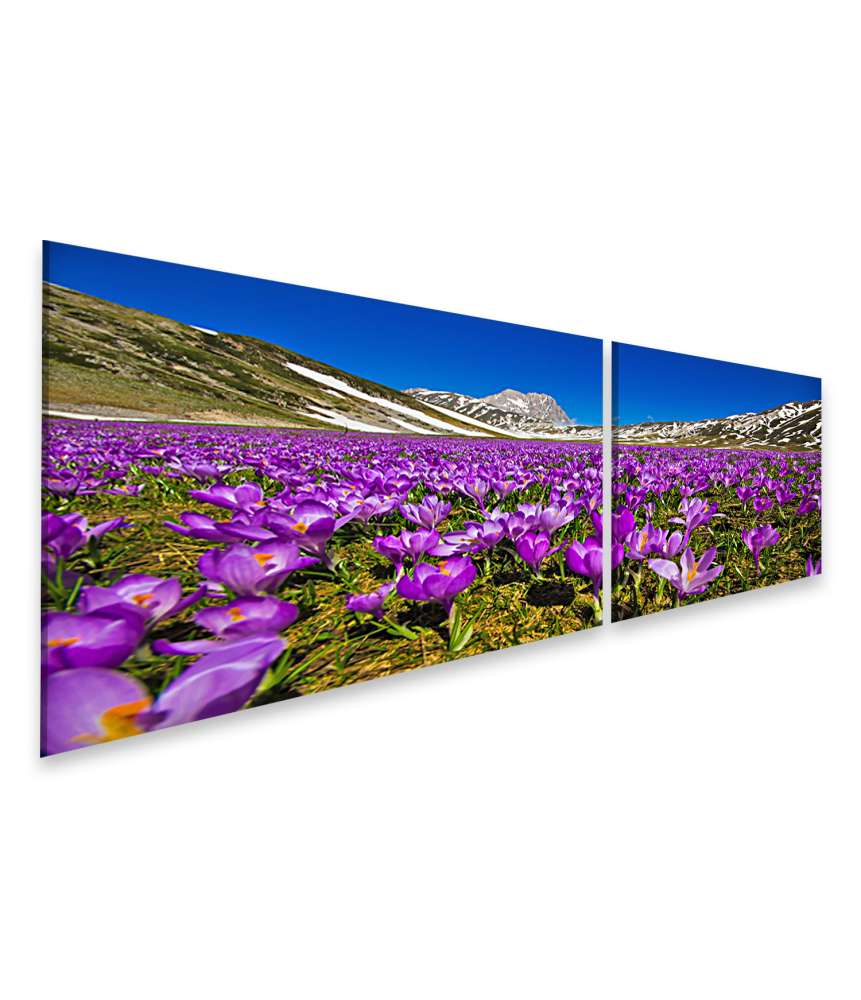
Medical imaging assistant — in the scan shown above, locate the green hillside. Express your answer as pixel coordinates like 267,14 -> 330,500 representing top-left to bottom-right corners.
42,283 -> 506,436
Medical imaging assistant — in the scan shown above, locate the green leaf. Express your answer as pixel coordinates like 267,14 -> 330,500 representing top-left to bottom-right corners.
384,622 -> 419,640
449,622 -> 474,653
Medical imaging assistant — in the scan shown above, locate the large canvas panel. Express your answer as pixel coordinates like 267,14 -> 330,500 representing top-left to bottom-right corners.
611,342 -> 821,621
41,242 -> 604,756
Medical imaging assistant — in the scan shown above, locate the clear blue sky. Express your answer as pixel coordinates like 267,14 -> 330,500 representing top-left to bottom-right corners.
44,242 -> 602,424
613,342 -> 821,424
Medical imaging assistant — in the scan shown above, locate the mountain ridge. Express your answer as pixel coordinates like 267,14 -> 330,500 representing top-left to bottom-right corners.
612,399 -> 821,450
407,387 -> 820,450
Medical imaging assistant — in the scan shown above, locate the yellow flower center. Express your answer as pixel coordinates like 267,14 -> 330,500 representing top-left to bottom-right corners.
73,698 -> 152,745
254,552 -> 273,567
132,593 -> 155,606
438,560 -> 451,577
687,561 -> 699,582
228,607 -> 246,621
291,522 -> 309,534
48,636 -> 79,648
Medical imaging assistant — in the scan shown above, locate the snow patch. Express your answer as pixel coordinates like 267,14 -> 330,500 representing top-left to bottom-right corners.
412,398 -> 526,437
304,406 -> 392,434
388,417 -> 438,434
45,410 -> 152,423
45,410 -> 243,427
286,362 -> 487,436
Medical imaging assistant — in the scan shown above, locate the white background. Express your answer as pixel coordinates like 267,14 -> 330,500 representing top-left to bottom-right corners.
3,3 -> 859,997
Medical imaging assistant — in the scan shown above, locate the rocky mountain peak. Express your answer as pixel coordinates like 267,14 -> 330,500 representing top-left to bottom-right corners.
478,389 -> 572,427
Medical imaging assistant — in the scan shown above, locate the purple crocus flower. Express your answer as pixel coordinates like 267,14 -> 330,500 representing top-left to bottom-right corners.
198,542 -> 317,596
42,636 -> 285,755
494,510 -> 531,542
624,522 -> 674,562
373,529 -> 441,566
669,498 -> 720,546
805,555 -> 821,576
741,524 -> 780,574
514,502 -> 544,522
396,557 -> 477,615
490,478 -> 519,500
264,500 -> 346,567
102,484 -> 144,497
195,596 -> 299,639
42,610 -> 145,674
187,481 -> 267,514
43,473 -> 84,496
78,574 -> 205,625
42,512 -> 88,558
167,459 -> 231,481
402,529 -> 442,560
657,530 -> 685,559
564,538 -> 613,598
514,531 -> 564,575
152,636 -> 285,728
42,512 -> 129,571
345,582 -> 395,620
85,516 -> 130,540
42,667 -> 154,754
432,520 -> 505,556
459,478 -> 491,508
535,502 -> 581,534
752,496 -> 774,513
612,507 -> 637,544
736,486 -> 756,505
349,494 -> 403,520
164,511 -> 273,543
373,534 -> 408,567
648,546 -> 724,597
396,529 -> 441,559
399,495 -> 452,530
153,596 -> 299,655
797,495 -> 821,515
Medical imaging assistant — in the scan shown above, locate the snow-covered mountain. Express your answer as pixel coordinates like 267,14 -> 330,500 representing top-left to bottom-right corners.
613,400 -> 821,450
406,388 -> 595,438
406,387 -> 821,450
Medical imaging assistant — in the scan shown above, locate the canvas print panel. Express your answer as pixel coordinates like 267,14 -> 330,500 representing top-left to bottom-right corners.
41,242 -> 604,755
611,343 -> 821,621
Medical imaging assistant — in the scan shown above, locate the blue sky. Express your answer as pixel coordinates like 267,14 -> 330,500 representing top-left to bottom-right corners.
44,242 -> 602,424
613,342 -> 821,424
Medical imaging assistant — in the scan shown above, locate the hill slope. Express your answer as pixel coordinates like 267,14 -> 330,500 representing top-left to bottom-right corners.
42,284 -> 525,437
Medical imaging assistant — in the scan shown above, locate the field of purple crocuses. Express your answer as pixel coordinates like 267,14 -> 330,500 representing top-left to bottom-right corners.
611,444 -> 821,620
42,419 -> 604,755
